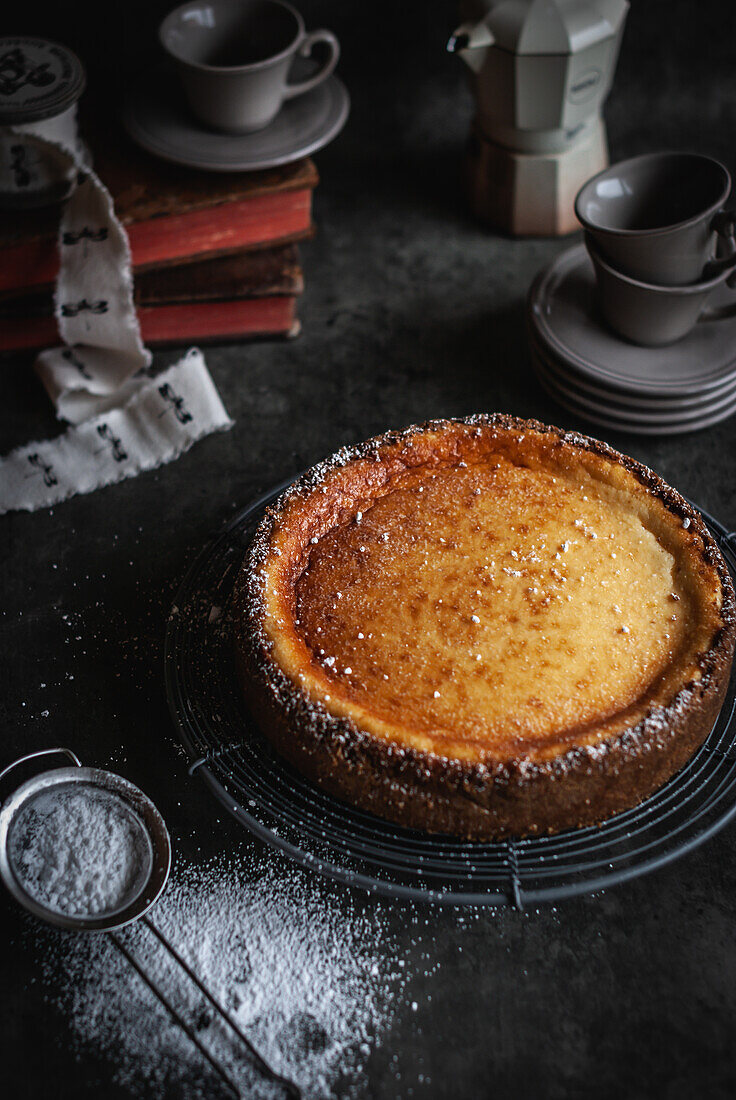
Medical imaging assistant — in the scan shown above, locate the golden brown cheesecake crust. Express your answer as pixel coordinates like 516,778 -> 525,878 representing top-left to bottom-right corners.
233,415 -> 736,839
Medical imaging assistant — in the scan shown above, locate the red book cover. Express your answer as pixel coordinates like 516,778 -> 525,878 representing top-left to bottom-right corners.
0,131 -> 317,297
0,245 -> 303,351
0,297 -> 299,350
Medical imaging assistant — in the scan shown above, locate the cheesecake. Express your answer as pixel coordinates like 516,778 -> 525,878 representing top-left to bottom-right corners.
233,416 -> 735,839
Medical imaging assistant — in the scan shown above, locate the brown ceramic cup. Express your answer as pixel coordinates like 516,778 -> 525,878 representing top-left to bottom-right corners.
159,0 -> 340,134
588,242 -> 736,346
576,152 -> 736,286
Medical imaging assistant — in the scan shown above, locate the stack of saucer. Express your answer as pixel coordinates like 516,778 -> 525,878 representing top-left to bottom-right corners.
527,244 -> 736,435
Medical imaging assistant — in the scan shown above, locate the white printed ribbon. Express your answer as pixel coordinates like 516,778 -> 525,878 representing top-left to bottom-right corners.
0,108 -> 233,514
0,349 -> 231,511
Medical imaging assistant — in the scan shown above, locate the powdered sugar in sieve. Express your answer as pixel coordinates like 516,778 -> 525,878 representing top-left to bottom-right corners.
8,783 -> 152,920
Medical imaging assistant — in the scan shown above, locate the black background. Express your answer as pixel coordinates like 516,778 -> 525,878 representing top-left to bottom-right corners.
3,1 -> 736,1097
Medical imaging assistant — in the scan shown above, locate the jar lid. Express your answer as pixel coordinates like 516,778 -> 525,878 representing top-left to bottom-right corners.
0,37 -> 86,125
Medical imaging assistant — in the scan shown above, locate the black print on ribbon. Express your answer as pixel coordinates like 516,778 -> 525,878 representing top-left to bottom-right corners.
96,423 -> 127,463
0,48 -> 54,96
61,347 -> 92,380
60,299 -> 109,318
158,383 -> 193,424
62,227 -> 109,246
26,453 -> 58,487
9,145 -> 31,188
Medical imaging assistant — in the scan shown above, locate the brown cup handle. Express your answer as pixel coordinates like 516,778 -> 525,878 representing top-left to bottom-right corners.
712,207 -> 736,242
285,30 -> 340,99
700,283 -> 736,324
705,208 -> 736,285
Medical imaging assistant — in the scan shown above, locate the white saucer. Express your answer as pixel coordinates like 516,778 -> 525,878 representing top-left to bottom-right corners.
121,65 -> 350,172
534,371 -> 736,436
534,346 -> 736,424
528,244 -> 736,397
532,343 -> 736,435
529,330 -> 736,412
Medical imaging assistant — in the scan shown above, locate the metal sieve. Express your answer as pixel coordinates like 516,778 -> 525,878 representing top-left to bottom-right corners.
0,748 -> 168,931
0,747 -> 299,1099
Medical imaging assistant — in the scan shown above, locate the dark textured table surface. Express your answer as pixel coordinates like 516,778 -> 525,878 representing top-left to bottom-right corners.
3,2 -> 736,1097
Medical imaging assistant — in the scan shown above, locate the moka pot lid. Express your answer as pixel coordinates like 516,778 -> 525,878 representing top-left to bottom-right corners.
481,0 -> 628,56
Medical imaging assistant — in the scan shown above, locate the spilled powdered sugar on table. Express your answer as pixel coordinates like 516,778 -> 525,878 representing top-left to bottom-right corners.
34,846 -> 409,1098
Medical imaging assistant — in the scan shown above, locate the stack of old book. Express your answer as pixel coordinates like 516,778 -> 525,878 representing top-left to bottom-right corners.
0,135 -> 317,353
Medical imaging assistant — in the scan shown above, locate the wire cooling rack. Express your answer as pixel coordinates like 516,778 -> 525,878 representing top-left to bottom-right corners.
164,479 -> 736,908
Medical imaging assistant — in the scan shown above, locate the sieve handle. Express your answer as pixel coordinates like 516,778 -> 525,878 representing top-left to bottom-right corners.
109,918 -> 301,1099
140,916 -> 301,1098
110,930 -> 245,1099
0,747 -> 82,793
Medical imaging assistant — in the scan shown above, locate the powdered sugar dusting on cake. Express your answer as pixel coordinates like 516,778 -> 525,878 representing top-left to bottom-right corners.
231,415 -> 736,835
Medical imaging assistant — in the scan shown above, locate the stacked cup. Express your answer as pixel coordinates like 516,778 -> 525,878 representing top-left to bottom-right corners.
575,152 -> 736,346
526,151 -> 736,434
